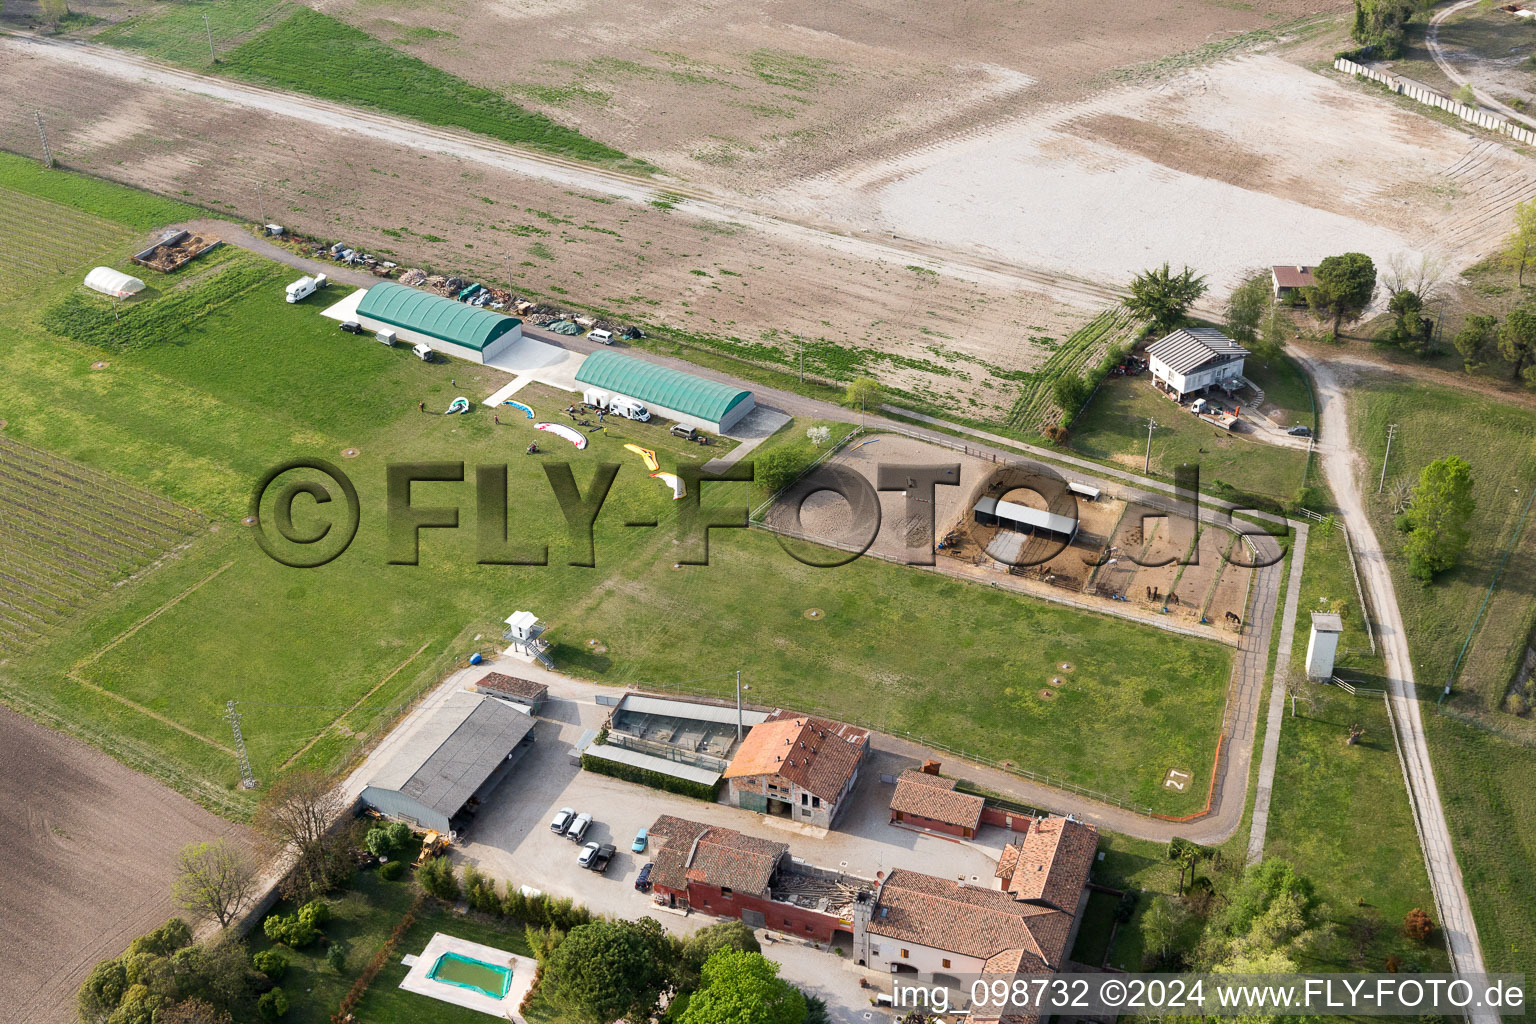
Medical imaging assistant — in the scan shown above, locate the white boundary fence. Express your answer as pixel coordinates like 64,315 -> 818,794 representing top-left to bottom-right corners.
1334,57 -> 1536,147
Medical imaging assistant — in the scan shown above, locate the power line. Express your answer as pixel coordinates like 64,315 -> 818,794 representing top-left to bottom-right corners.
34,112 -> 53,169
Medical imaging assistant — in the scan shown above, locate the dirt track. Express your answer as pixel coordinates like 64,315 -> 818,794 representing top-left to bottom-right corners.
0,707 -> 250,1024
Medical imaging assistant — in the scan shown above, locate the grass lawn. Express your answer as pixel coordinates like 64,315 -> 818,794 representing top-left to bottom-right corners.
0,158 -> 1234,818
1349,375 -> 1536,707
94,0 -> 295,67
90,2 -> 644,171
1069,359 -> 1311,505
1348,376 -> 1536,980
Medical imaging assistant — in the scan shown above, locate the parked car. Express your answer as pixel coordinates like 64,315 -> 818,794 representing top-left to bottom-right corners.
591,844 -> 617,874
634,862 -> 653,891
338,321 -> 364,335
550,807 -> 575,834
577,841 -> 602,868
412,342 -> 435,362
669,424 -> 697,441
588,329 -> 614,345
566,812 -> 593,841
1287,425 -> 1312,437
632,827 -> 648,852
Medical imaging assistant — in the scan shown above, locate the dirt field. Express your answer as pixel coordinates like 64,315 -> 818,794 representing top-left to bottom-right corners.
0,706 -> 250,1024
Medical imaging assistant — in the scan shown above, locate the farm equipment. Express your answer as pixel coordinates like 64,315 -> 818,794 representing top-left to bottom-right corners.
416,830 -> 449,864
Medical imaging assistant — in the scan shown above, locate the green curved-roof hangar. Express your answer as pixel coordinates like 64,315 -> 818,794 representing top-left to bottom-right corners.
575,350 -> 752,424
357,283 -> 521,352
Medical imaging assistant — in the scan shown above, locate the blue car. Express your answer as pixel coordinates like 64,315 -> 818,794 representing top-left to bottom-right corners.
632,827 -> 648,853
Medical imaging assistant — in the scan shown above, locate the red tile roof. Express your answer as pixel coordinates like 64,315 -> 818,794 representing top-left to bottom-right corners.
890,770 -> 985,831
868,869 -> 1073,966
474,672 -> 548,701
724,710 -> 868,803
648,816 -> 787,898
998,816 -> 1098,912
1271,265 -> 1315,289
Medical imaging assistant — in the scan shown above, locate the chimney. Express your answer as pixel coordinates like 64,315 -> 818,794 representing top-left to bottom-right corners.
921,760 -> 941,775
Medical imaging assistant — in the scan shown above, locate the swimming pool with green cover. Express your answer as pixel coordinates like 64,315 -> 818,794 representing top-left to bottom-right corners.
427,951 -> 512,999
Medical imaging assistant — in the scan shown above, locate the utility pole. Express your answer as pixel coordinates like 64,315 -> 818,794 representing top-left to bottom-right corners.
735,670 -> 744,741
203,14 -> 216,64
1143,417 -> 1158,475
1378,424 -> 1398,495
224,700 -> 257,790
34,111 -> 53,168
798,336 -> 804,384
256,183 -> 266,225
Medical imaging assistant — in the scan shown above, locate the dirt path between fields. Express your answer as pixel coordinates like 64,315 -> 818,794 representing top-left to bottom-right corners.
1428,0 -> 1536,132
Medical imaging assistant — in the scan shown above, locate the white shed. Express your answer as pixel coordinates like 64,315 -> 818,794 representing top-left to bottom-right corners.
84,267 -> 146,298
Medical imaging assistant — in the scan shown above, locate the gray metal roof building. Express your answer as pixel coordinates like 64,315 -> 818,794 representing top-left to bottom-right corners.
361,693 -> 535,835
1146,329 -> 1248,375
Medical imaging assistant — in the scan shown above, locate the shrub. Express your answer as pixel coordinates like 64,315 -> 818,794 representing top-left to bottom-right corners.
326,943 -> 347,972
297,900 -> 330,929
364,828 -> 395,858
463,865 -> 502,915
251,949 -> 289,980
1403,907 -> 1435,942
418,856 -> 460,901
379,859 -> 405,881
385,821 -> 412,849
257,986 -> 289,1021
1043,424 -> 1069,444
261,913 -> 318,949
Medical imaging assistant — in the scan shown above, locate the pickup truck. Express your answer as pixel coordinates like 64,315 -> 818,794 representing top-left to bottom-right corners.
590,843 -> 617,874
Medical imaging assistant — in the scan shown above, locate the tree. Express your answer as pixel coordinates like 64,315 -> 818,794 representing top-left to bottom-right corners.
1306,253 -> 1377,338
806,426 -> 831,447
1377,289 -> 1433,355
418,856 -> 460,901
1052,373 -> 1091,418
541,920 -> 671,1024
251,769 -> 348,898
172,840 -> 257,928
678,950 -> 808,1024
1224,271 -> 1273,347
1453,314 -> 1499,372
158,1000 -> 234,1024
1381,251 -> 1446,302
1403,907 -> 1435,942
1140,895 -> 1189,966
1166,837 -> 1215,896
1498,306 -> 1536,383
1124,263 -> 1209,336
757,445 -> 811,495
682,920 -> 762,982
843,377 -> 881,411
1503,198 -> 1536,287
1351,0 -> 1424,58
1404,456 -> 1475,581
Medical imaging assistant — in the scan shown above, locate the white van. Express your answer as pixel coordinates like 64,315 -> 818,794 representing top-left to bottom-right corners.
609,397 -> 651,422
566,812 -> 592,842
412,342 -> 434,362
588,329 -> 614,345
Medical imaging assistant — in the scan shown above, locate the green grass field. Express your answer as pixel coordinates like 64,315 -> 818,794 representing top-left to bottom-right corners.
1347,375 -> 1536,981
1069,357 -> 1312,505
91,2 -> 642,170
0,155 -> 1232,817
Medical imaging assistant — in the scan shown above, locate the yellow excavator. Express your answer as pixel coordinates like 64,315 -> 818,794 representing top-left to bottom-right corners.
415,830 -> 450,865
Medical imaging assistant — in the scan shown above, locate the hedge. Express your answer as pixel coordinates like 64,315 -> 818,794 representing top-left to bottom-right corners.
580,751 -> 722,802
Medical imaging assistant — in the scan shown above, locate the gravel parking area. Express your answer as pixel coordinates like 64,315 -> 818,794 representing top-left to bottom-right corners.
454,688 -> 1007,1021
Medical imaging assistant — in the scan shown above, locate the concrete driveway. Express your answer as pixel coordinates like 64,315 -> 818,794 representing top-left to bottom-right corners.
453,686 -> 1006,1022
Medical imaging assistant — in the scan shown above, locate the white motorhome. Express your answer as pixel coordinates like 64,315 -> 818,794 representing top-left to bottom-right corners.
609,396 -> 651,422
284,273 -> 327,303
